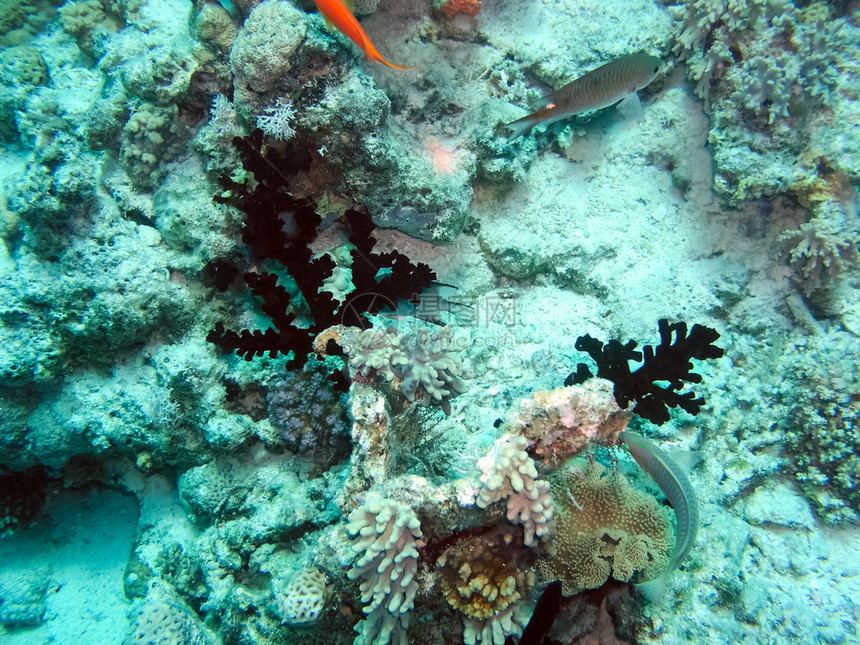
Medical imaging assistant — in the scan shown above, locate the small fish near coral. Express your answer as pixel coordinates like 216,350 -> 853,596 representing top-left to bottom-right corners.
507,53 -> 663,140
311,0 -> 413,70
619,431 -> 700,604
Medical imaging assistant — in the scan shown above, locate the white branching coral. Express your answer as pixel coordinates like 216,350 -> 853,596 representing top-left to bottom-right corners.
779,200 -> 860,294
209,94 -> 240,139
257,97 -> 297,141
476,435 -> 553,547
337,325 -> 466,409
347,496 -> 422,645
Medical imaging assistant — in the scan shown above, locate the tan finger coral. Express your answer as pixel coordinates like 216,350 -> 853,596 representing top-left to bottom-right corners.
538,458 -> 673,596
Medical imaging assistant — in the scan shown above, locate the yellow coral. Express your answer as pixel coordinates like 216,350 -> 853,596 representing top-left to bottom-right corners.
538,458 -> 673,595
437,524 -> 531,620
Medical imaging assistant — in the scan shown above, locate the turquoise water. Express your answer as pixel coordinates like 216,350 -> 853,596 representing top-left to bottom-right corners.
1,0 -> 858,643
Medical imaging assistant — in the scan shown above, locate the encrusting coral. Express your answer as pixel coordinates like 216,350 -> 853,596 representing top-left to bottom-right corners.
503,378 -> 630,467
777,331 -> 860,524
124,579 -> 219,645
538,458 -> 674,596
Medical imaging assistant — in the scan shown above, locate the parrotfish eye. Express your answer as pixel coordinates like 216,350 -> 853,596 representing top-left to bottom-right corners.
653,66 -> 659,73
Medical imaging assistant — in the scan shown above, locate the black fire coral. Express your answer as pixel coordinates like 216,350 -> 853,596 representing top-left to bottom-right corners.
565,319 -> 724,425
207,131 -> 437,369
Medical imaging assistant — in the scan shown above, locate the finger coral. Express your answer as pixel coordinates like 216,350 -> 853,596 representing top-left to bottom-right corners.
538,458 -> 673,596
347,495 -> 421,645
476,435 -> 553,547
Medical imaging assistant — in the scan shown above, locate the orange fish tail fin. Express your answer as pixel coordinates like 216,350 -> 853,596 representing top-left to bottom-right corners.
365,41 -> 413,70
376,56 -> 414,71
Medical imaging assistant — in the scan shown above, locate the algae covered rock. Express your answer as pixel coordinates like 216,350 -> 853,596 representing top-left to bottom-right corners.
0,45 -> 48,86
230,0 -> 306,95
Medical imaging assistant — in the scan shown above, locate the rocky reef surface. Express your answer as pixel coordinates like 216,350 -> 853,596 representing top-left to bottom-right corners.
0,0 -> 858,643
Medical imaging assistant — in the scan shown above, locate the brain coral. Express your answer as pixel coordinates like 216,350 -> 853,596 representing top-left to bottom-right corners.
274,567 -> 330,625
539,458 -> 673,596
0,45 -> 47,86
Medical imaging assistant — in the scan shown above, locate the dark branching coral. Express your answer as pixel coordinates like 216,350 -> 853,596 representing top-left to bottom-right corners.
207,131 -> 437,369
566,319 -> 724,425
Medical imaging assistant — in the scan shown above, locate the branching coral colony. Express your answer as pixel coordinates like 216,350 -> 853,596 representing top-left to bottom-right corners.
206,131 -> 437,375
566,319 -> 724,425
202,136 -> 730,643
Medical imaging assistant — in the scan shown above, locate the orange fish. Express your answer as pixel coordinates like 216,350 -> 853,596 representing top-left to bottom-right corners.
312,0 -> 412,71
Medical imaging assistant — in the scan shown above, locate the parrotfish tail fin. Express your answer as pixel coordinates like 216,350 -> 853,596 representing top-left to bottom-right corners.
506,112 -> 542,141
636,574 -> 669,604
617,91 -> 644,120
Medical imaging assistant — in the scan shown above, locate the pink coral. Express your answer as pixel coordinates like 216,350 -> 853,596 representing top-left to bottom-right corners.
441,0 -> 482,18
503,379 -> 630,467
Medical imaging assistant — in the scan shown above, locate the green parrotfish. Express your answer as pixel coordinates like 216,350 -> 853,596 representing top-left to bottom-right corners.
506,53 -> 663,140
619,430 -> 699,603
